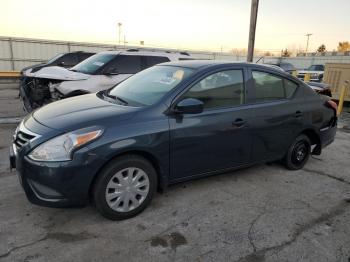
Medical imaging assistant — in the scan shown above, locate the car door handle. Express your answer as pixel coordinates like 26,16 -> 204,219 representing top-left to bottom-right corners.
295,111 -> 303,118
232,118 -> 246,128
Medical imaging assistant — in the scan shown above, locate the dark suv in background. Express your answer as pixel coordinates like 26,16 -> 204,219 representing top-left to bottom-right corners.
266,62 -> 296,74
20,51 -> 95,75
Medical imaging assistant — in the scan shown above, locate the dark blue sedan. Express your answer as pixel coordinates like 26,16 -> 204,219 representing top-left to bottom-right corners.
10,61 -> 337,220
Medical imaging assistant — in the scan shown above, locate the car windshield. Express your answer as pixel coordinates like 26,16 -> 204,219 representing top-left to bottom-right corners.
108,65 -> 194,106
47,53 -> 64,64
307,65 -> 324,71
70,53 -> 116,74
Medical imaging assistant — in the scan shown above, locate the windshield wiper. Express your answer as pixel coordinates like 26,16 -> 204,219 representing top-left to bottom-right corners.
104,92 -> 128,105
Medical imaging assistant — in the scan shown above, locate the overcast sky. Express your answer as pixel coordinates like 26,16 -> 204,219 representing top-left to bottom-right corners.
1,0 -> 349,52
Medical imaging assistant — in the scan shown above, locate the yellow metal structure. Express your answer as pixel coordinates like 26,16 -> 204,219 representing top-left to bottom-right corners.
304,73 -> 311,82
323,63 -> 350,102
337,80 -> 349,116
0,71 -> 21,78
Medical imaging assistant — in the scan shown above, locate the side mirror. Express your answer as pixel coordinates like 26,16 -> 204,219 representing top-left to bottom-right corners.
58,61 -> 65,67
174,98 -> 204,114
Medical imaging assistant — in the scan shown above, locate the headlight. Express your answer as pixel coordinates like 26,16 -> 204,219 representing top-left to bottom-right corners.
48,82 -> 61,93
15,122 -> 21,135
14,119 -> 24,137
28,127 -> 103,161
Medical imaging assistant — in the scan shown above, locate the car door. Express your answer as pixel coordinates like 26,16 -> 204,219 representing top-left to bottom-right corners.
169,68 -> 254,181
248,69 -> 303,162
101,55 -> 143,87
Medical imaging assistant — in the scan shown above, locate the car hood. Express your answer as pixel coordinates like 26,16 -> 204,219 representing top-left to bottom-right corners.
21,63 -> 46,74
32,93 -> 138,131
27,66 -> 90,81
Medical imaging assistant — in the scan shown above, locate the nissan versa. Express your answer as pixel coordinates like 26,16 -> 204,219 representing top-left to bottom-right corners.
10,61 -> 337,220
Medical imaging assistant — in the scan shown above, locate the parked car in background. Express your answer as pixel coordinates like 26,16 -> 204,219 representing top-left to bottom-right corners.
21,51 -> 95,75
265,64 -> 331,96
19,50 -> 193,112
265,62 -> 296,74
263,64 -> 285,72
297,64 -> 325,82
10,61 -> 337,220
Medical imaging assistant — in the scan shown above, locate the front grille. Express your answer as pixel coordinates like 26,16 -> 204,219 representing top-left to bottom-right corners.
14,130 -> 35,151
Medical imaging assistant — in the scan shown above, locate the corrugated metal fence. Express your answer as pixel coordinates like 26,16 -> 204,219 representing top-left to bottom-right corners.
1,36 -> 350,71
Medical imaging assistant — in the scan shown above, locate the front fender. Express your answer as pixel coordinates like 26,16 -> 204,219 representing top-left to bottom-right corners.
85,118 -> 170,188
55,80 -> 89,95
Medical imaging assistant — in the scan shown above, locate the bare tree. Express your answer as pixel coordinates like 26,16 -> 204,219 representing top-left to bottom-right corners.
281,49 -> 291,57
263,51 -> 273,57
317,44 -> 326,53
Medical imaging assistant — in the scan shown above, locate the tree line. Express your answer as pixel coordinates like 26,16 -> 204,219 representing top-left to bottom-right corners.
280,42 -> 350,57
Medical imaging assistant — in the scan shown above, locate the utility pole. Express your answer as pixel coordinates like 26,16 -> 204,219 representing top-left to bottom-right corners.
305,33 -> 312,53
118,22 -> 122,46
247,0 -> 259,62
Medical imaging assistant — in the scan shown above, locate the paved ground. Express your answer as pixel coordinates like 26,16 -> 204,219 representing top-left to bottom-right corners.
0,83 -> 350,262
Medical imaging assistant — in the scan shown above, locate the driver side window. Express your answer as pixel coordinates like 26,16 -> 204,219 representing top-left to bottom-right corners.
183,70 -> 245,110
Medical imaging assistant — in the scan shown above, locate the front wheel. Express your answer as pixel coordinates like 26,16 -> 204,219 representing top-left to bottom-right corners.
284,134 -> 311,170
93,155 -> 157,220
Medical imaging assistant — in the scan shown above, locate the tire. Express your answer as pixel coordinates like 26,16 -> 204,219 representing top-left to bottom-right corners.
93,155 -> 157,220
284,134 -> 311,170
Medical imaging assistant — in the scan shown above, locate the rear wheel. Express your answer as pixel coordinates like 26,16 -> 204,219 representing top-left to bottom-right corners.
93,155 -> 157,220
284,134 -> 311,170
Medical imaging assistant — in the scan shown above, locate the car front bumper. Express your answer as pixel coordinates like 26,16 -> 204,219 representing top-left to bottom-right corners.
19,78 -> 34,112
10,143 -> 100,208
297,76 -> 321,82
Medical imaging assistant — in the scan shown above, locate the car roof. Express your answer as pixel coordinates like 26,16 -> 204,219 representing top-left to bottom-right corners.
96,50 -> 191,59
70,51 -> 95,54
160,60 -> 289,71
262,64 -> 285,71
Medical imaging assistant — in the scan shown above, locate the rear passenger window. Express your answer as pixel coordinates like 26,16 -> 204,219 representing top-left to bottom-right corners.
252,71 -> 285,102
284,79 -> 298,98
145,56 -> 170,68
113,55 -> 142,74
183,70 -> 244,110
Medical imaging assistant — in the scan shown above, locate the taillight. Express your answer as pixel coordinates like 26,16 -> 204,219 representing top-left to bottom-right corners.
326,100 -> 338,112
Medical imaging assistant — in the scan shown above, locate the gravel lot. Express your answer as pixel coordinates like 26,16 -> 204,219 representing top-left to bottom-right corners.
0,83 -> 350,262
